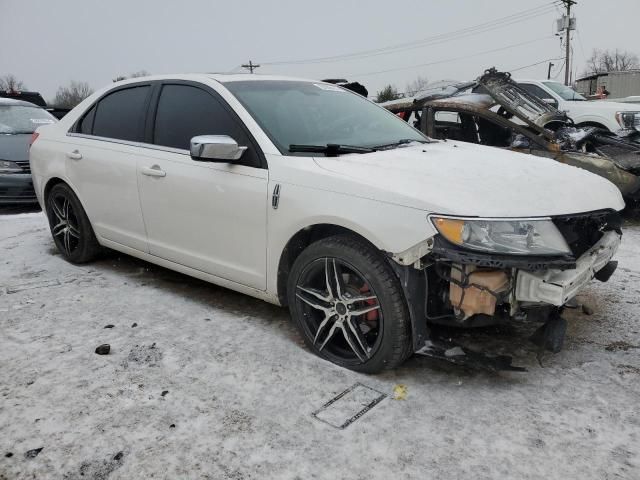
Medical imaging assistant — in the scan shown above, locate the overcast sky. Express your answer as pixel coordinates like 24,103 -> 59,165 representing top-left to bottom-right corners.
2,0 -> 639,101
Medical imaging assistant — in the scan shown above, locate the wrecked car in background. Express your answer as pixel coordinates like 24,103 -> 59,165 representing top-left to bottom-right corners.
385,69 -> 640,204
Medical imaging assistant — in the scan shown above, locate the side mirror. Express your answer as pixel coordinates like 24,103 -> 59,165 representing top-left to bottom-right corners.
190,135 -> 247,162
542,98 -> 558,107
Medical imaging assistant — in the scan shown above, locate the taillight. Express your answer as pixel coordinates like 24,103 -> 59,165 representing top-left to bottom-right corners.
30,132 -> 39,147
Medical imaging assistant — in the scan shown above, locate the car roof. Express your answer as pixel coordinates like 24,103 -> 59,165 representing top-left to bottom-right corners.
0,97 -> 42,107
209,73 -> 318,83
110,73 -> 326,87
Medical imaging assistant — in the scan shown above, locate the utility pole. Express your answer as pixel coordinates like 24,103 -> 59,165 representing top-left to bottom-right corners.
559,0 -> 577,85
241,60 -> 260,74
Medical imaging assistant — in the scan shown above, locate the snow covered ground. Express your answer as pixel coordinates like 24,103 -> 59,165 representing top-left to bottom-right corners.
1,211 -> 639,479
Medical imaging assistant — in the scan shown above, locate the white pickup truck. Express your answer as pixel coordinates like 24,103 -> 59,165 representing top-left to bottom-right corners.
515,79 -> 640,134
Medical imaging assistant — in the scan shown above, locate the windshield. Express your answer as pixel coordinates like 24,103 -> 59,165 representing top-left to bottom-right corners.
224,80 -> 427,155
542,81 -> 587,101
0,105 -> 56,134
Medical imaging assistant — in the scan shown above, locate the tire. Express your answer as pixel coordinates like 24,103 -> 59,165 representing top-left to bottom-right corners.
287,235 -> 412,373
45,183 -> 101,264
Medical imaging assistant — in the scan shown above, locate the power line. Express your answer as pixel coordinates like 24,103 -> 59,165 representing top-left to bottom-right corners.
346,36 -> 555,78
261,2 -> 561,66
264,4 -> 558,66
509,57 -> 565,73
552,59 -> 566,79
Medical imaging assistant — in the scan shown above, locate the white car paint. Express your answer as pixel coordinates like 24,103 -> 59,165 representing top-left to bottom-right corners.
516,78 -> 640,132
30,74 -> 625,308
135,148 -> 269,290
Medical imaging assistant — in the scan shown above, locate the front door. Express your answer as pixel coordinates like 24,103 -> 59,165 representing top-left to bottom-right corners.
137,83 -> 269,290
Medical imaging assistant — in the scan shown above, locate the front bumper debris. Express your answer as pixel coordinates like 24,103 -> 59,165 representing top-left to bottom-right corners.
416,338 -> 527,372
515,231 -> 621,306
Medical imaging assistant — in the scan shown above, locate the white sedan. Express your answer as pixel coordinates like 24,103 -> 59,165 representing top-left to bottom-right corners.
30,74 -> 624,372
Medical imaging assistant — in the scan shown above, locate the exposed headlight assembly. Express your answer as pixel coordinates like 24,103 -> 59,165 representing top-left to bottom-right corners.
0,160 -> 22,173
430,216 -> 571,256
615,111 -> 640,131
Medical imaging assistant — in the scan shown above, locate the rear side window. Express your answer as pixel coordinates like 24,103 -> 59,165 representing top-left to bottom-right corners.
152,84 -> 259,167
77,105 -> 96,135
91,86 -> 150,141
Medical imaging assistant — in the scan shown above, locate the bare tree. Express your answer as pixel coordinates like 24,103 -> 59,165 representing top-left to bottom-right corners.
405,75 -> 429,97
585,49 -> 640,75
52,81 -> 94,108
113,70 -> 151,82
375,84 -> 401,103
0,74 -> 26,91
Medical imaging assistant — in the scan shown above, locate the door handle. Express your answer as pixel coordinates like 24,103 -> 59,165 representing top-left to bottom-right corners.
141,165 -> 166,177
66,150 -> 82,160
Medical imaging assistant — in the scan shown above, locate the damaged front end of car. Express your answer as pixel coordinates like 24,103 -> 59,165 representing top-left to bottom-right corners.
389,210 -> 622,371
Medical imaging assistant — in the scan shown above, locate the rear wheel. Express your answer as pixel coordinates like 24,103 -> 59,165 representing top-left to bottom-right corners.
287,235 -> 412,373
46,183 -> 100,263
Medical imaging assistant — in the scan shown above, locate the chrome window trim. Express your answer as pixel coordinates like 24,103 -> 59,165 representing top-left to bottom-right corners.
66,132 -> 189,156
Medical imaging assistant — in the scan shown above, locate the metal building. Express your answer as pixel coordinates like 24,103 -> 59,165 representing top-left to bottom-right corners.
575,70 -> 640,99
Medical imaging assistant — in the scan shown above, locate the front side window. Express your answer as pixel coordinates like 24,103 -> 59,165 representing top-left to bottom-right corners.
152,84 -> 259,167
542,82 -> 587,101
91,86 -> 150,141
224,80 -> 427,156
0,105 -> 56,134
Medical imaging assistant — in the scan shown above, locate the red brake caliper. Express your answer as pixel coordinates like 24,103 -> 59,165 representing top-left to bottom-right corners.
359,284 -> 379,323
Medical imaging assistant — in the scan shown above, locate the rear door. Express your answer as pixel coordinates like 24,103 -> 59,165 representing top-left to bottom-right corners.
136,82 -> 269,289
66,84 -> 152,251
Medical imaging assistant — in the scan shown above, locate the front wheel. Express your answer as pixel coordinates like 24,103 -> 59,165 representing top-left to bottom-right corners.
287,235 -> 412,373
46,183 -> 101,263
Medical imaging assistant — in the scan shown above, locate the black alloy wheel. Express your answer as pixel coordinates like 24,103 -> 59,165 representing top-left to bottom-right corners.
288,235 -> 412,373
46,183 -> 100,263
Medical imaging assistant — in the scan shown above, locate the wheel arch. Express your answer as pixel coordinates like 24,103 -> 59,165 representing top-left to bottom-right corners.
276,223 -> 379,306
277,223 -> 428,353
43,176 -> 68,201
42,177 -> 97,235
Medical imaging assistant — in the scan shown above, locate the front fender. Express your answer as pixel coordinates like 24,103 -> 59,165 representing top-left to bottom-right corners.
266,181 -> 435,296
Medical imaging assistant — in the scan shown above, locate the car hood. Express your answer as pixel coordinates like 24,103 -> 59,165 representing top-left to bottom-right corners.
0,134 -> 31,161
313,142 -> 624,217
